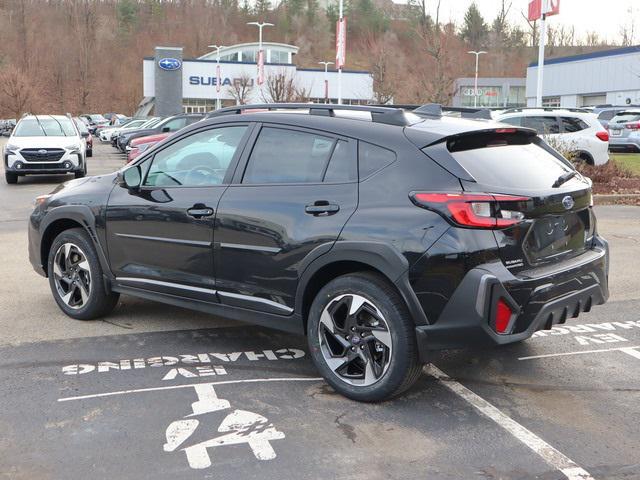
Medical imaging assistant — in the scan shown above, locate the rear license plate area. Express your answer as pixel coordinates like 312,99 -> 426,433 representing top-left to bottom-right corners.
523,211 -> 589,265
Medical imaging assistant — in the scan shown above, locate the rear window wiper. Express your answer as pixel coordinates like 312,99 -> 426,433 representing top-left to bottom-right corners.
552,170 -> 578,188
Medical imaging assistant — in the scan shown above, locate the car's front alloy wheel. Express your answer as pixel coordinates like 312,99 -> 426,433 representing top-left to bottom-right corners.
52,243 -> 92,310
48,228 -> 119,320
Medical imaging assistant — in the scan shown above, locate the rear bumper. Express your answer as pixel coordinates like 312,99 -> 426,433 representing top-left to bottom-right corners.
415,237 -> 609,354
609,136 -> 640,152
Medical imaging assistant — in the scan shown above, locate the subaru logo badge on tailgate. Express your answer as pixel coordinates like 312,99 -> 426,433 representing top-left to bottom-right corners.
562,195 -> 574,210
158,58 -> 182,71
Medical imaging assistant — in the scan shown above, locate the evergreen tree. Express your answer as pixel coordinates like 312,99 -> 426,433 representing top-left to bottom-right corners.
460,2 -> 488,48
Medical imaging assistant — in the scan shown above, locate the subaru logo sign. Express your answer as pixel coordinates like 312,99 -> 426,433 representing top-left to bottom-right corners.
158,58 -> 182,71
37,149 -> 47,154
562,195 -> 575,210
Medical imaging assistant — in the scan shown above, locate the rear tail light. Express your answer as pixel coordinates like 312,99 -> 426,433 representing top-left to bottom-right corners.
595,131 -> 609,141
625,122 -> 640,131
410,192 -> 530,229
494,298 -> 513,334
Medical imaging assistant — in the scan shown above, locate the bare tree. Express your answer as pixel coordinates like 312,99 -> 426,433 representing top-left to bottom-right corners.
0,65 -> 37,118
262,71 -> 309,102
619,7 -> 636,46
227,74 -> 255,105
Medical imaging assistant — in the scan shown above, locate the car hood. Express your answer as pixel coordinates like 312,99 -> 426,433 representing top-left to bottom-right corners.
8,136 -> 81,148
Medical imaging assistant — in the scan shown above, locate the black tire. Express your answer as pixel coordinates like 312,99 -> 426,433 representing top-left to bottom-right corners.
5,172 -> 18,184
47,228 -> 119,320
87,148 -> 93,157
307,272 -> 422,402
74,159 -> 87,178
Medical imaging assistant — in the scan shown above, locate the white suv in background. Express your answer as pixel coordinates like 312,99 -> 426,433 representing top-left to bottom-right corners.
495,108 -> 610,165
3,115 -> 87,184
98,117 -> 158,143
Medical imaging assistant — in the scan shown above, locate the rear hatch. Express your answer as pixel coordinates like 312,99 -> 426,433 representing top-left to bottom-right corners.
609,111 -> 640,139
420,128 -> 595,275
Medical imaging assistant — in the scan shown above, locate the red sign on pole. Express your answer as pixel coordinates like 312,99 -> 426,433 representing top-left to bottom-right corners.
257,49 -> 265,86
528,0 -> 541,21
335,18 -> 347,69
528,0 -> 560,20
546,0 -> 560,17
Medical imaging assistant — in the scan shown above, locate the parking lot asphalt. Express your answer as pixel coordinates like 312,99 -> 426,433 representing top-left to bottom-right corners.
1,140 -> 639,479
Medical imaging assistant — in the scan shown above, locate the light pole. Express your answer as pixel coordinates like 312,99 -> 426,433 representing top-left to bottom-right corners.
467,50 -> 486,108
318,61 -> 334,104
208,44 -> 225,110
337,0 -> 344,104
247,22 -> 273,88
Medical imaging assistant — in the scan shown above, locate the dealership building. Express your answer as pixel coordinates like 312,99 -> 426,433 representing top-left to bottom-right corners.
526,45 -> 640,107
138,44 -> 374,116
451,77 -> 526,108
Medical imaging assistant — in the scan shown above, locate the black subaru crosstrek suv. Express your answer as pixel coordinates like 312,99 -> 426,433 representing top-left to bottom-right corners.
28,104 -> 609,402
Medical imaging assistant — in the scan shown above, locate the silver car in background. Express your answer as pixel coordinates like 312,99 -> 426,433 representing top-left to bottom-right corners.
608,109 -> 640,152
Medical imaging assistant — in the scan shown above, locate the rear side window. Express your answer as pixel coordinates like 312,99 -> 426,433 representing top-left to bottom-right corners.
243,127 -> 335,184
359,142 -> 396,179
561,117 -> 589,133
598,110 -> 616,121
522,116 -> 560,134
500,116 -> 523,127
447,135 -> 574,190
324,140 -> 357,183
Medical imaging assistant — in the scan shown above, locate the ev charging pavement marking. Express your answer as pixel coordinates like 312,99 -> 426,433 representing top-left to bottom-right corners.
517,345 -> 640,361
425,365 -> 594,480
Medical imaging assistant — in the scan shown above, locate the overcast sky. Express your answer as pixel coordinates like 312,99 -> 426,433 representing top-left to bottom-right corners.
409,0 -> 638,44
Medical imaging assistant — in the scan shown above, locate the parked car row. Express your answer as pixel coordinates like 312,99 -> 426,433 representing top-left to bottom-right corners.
104,113 -> 206,163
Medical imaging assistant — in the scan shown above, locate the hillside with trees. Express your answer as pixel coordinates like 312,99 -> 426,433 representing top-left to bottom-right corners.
0,0 -> 630,117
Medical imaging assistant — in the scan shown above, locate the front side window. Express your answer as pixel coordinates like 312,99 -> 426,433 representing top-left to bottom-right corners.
500,116 -> 523,127
159,117 -> 188,132
243,127 -> 335,184
144,126 -> 248,187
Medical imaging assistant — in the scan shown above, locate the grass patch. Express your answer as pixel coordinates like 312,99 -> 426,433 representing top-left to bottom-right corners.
611,153 -> 640,176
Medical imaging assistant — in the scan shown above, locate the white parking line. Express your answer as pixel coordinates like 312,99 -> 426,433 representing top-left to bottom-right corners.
425,365 -> 594,480
518,345 -> 640,361
57,376 -> 323,402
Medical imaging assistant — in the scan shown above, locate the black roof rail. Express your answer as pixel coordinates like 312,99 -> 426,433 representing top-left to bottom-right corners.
501,107 -> 590,114
206,103 -> 412,127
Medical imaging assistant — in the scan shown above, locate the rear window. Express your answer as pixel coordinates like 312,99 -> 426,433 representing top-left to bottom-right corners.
446,134 -> 574,190
611,113 -> 640,124
597,110 -> 616,121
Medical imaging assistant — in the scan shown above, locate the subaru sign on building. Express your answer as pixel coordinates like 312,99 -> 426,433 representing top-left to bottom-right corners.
139,44 -> 374,115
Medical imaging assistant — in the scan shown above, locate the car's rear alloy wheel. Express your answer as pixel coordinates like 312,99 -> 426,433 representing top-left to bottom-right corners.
318,294 -> 392,387
52,243 -> 92,310
308,272 -> 422,402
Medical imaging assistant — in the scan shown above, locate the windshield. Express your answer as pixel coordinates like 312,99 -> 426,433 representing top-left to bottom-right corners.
89,114 -> 107,122
13,117 -> 77,137
140,118 -> 162,128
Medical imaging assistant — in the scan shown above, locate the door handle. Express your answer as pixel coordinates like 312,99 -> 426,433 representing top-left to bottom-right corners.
187,204 -> 214,219
305,201 -> 340,216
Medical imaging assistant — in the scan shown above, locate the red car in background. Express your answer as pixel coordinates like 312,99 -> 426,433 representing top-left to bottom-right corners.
127,132 -> 171,163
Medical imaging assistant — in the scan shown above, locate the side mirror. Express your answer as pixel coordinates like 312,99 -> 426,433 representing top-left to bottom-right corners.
119,165 -> 142,191
81,131 -> 90,138
162,127 -> 170,133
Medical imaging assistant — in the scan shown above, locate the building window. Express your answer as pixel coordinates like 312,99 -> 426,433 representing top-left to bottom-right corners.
460,86 -> 502,107
183,98 -> 215,113
269,50 -> 289,64
507,86 -> 526,108
240,49 -> 257,63
542,97 -> 561,108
